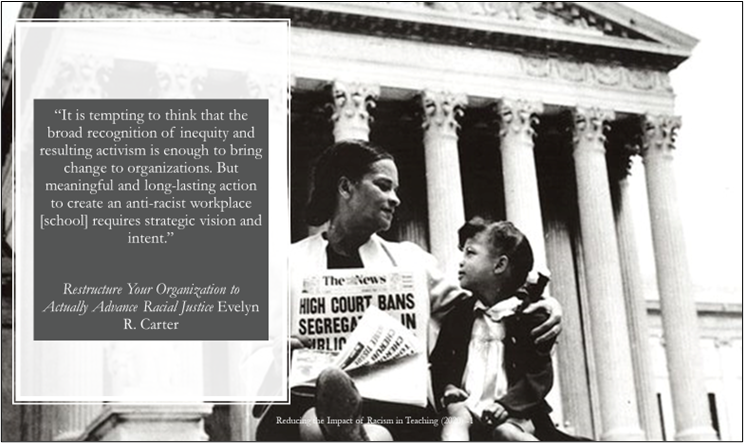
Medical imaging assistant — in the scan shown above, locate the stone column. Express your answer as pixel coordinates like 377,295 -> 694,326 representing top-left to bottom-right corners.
497,99 -> 563,423
572,107 -> 643,441
44,403 -> 102,441
421,90 -> 467,271
40,342 -> 103,440
544,220 -> 594,437
2,149 -> 13,247
640,115 -> 717,441
496,99 -> 546,268
31,49 -> 111,442
29,342 -> 102,440
613,158 -> 663,440
330,80 -> 379,142
571,230 -> 604,434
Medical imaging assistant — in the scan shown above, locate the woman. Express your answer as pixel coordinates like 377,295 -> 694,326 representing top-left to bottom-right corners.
257,140 -> 562,441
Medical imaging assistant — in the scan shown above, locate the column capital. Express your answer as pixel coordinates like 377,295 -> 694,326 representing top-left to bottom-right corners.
641,114 -> 681,158
497,98 -> 544,141
155,63 -> 207,98
572,107 -> 616,146
330,80 -> 380,123
45,54 -> 113,98
421,90 -> 467,139
330,80 -> 380,141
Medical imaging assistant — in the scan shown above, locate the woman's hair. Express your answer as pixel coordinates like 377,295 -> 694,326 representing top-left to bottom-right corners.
458,217 -> 534,293
305,140 -> 394,226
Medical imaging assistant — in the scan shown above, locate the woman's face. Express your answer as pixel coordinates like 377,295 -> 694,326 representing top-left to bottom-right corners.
346,159 -> 401,233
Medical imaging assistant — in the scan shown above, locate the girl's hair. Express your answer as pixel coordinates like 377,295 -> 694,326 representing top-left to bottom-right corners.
458,217 -> 534,293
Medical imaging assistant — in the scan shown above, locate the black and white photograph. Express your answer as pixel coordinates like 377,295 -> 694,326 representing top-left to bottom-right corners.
1,2 -> 742,441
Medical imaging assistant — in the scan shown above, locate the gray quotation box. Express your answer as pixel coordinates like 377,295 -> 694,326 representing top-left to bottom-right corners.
34,99 -> 269,340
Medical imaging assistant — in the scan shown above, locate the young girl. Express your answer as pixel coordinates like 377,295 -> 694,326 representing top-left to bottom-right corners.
430,218 -> 555,441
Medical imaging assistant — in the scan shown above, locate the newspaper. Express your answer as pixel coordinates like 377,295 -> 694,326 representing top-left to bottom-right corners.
335,305 -> 421,371
290,306 -> 428,407
294,269 -> 428,353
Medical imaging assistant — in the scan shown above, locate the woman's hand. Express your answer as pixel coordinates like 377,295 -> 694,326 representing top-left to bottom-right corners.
522,295 -> 562,345
291,335 -> 309,351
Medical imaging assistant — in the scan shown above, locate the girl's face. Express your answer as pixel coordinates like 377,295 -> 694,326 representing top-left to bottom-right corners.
458,232 -> 511,306
458,233 -> 497,294
346,159 -> 400,233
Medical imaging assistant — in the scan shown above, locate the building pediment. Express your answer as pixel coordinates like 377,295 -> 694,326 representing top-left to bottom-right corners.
360,2 -> 656,41
254,1 -> 697,70
36,1 -> 697,71
371,2 -> 696,48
